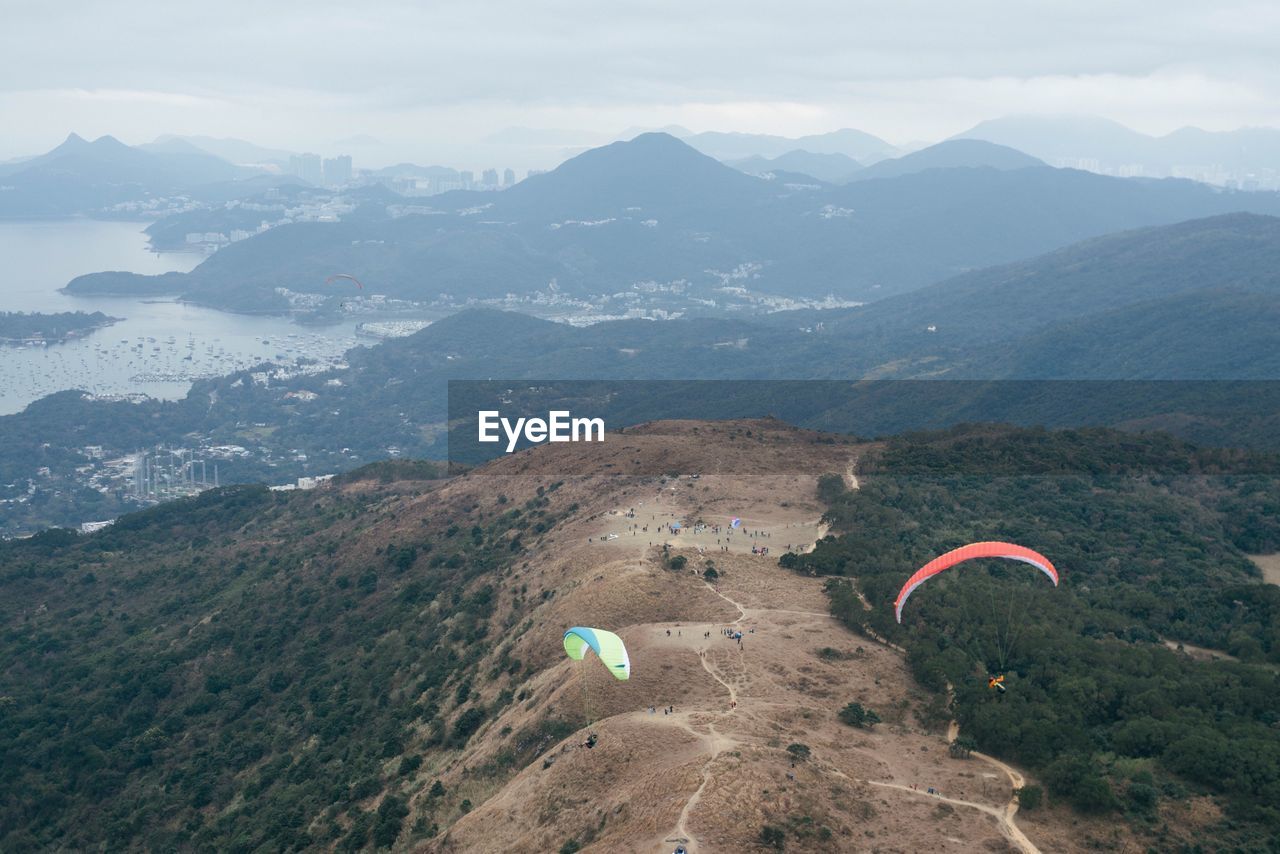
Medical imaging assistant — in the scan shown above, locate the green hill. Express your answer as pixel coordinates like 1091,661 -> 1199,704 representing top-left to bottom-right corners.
792,426 -> 1280,847
0,461 -> 556,850
3,426 -> 1279,849
12,214 -> 1280,533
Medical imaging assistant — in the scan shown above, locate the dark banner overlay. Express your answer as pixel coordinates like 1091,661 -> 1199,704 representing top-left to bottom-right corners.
447,379 -> 1280,474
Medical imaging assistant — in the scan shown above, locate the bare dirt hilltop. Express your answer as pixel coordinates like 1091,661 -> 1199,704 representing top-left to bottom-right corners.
404,420 -> 1122,853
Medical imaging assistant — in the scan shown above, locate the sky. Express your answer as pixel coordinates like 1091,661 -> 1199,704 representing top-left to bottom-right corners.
3,0 -> 1280,168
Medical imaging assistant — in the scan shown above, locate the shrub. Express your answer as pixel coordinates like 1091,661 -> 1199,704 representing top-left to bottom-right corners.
949,735 -> 977,758
1126,781 -> 1158,813
1016,785 -> 1042,810
785,743 -> 811,761
838,702 -> 880,729
760,824 -> 786,849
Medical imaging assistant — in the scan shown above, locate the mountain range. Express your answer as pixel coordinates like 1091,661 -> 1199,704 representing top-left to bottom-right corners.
147,134 -> 296,168
956,115 -> 1280,183
9,211 -> 1280,535
679,126 -> 901,163
63,133 -> 1280,314
728,150 -> 864,184
0,134 -> 264,217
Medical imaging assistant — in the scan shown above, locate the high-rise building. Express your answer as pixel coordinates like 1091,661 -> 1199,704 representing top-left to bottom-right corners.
289,153 -> 323,185
460,170 -> 474,189
481,168 -> 499,187
503,168 -> 516,187
323,154 -> 353,186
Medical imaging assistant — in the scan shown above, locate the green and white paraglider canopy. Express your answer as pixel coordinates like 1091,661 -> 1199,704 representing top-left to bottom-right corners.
563,627 -> 631,680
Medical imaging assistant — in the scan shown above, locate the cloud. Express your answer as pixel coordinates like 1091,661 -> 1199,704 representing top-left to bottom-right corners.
2,0 -> 1279,161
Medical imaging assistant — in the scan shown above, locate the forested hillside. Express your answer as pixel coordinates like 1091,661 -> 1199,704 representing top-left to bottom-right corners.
786,426 -> 1280,850
0,461 -> 580,850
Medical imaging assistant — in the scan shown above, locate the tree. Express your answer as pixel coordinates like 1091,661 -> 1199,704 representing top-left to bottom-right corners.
1070,775 -> 1117,813
451,706 -> 487,745
949,735 -> 977,759
1126,781 -> 1158,814
1016,785 -> 1043,810
373,795 -> 408,848
428,780 -> 446,799
839,702 -> 880,729
786,743 -> 811,761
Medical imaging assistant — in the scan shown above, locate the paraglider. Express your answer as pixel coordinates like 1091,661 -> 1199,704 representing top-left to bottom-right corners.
563,627 -> 631,680
563,627 -> 629,747
893,541 -> 1058,624
730,517 -> 742,529
325,273 -> 365,290
893,542 -> 1060,680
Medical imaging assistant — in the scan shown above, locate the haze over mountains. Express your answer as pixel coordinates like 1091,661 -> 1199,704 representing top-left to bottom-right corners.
8,210 -> 1280,535
956,115 -> 1280,187
0,133 -> 258,216
58,131 -> 1280,318
9,112 -> 1280,222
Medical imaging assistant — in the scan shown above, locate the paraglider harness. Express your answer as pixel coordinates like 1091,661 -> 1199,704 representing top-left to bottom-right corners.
583,732 -> 598,749
987,674 -> 1007,694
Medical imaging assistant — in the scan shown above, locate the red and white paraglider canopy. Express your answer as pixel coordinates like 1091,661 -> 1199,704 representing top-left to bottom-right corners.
893,541 -> 1058,623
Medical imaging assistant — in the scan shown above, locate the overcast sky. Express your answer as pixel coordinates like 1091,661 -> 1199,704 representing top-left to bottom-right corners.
3,0 -> 1279,167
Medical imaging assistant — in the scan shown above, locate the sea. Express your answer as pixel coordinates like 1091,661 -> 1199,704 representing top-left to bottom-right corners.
0,219 -> 363,415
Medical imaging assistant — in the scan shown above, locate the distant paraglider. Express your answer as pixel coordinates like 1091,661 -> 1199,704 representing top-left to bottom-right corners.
325,273 -> 365,290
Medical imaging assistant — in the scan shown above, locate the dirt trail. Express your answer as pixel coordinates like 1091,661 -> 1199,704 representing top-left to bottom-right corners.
670,722 -> 737,851
844,459 -> 860,491
941,683 -> 1040,854
656,586 -> 747,852
649,451 -> 1049,853
442,444 -> 1051,853
648,458 -> 1044,854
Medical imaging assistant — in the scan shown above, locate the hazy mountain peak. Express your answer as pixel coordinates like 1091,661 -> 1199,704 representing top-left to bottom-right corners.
529,131 -> 753,183
849,138 -> 1044,182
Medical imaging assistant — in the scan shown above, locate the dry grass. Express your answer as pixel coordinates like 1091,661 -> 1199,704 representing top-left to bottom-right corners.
409,421 -> 1146,853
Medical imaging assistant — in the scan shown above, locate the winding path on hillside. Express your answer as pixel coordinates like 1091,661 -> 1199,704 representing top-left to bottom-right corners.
670,588 -> 1039,850
691,585 -> 1040,854
647,455 -> 1041,854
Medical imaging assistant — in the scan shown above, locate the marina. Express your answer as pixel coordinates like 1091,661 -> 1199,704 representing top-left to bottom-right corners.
0,219 -> 364,415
